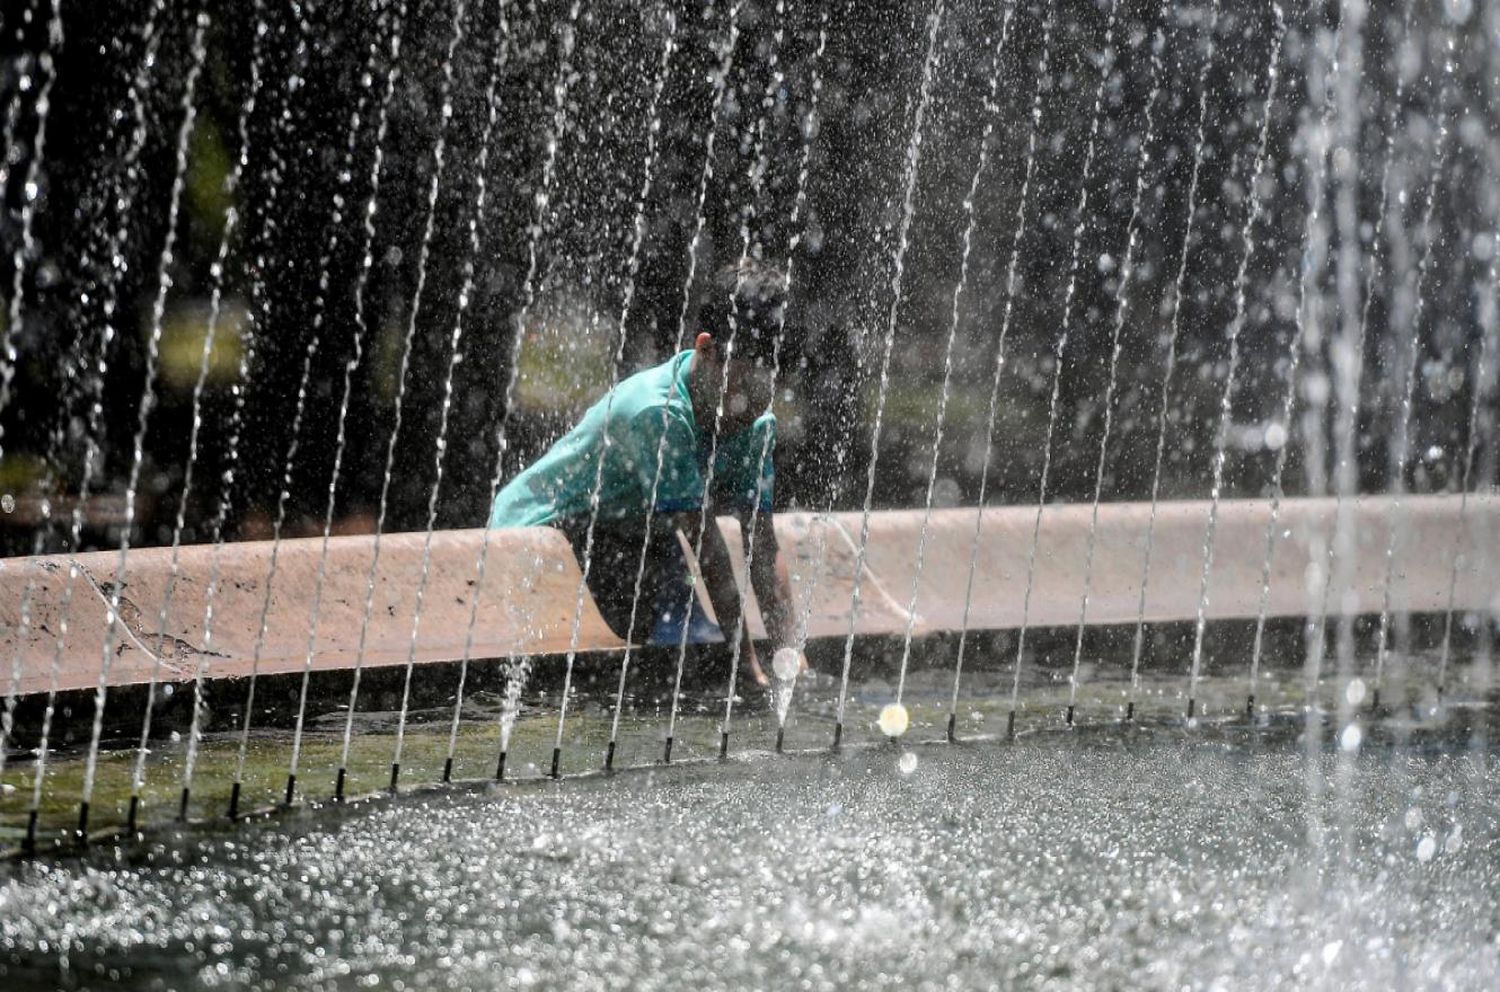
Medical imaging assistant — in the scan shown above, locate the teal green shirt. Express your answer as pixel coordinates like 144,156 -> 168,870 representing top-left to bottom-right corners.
489,350 -> 775,528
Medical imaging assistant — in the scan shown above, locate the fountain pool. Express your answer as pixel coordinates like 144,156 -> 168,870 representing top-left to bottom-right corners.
3,706 -> 1497,991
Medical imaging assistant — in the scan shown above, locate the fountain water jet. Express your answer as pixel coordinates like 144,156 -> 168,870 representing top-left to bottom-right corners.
0,0 -> 64,785
759,9 -> 829,753
1125,0 -> 1222,723
947,0 -> 1050,741
331,0 -> 412,802
651,0 -> 743,765
80,2 -> 206,839
386,0 -> 468,796
177,0 -> 273,821
123,10 -> 212,830
832,0 -> 944,749
226,7 -> 321,821
715,0 -> 796,761
283,11 -> 389,807
1372,39 -> 1457,707
441,1 -> 515,785
1064,20 -> 1164,727
552,7 -> 680,779
896,0 -> 1017,726
1184,6 -> 1285,721
1005,0 -> 1104,739
451,0 -> 583,782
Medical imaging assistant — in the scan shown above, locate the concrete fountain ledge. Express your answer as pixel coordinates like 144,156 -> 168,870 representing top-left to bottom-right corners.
1,495 -> 1496,697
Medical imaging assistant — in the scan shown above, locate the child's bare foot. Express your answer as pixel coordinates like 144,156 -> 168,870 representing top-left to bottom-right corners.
745,653 -> 771,689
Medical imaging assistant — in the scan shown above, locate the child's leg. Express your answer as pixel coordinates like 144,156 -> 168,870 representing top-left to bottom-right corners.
647,534 -> 725,646
552,515 -> 683,644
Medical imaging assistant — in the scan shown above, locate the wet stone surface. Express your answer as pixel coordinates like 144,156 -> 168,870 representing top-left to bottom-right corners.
2,722 -> 1498,991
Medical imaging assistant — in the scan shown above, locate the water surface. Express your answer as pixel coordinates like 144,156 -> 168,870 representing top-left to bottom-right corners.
3,720 -> 1496,991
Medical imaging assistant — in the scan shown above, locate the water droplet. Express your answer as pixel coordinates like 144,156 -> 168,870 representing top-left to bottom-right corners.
1344,679 -> 1366,706
1263,422 -> 1287,450
772,648 -> 800,682
0,494 -> 13,514
1339,723 -> 1362,753
878,703 -> 909,738
1444,0 -> 1474,22
898,751 -> 918,775
1416,835 -> 1437,862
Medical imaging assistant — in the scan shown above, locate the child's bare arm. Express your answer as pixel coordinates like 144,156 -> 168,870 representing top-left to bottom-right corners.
666,509 -> 769,686
745,511 -> 795,650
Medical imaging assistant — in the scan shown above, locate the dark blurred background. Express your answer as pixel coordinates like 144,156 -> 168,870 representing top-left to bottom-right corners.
0,0 -> 1495,560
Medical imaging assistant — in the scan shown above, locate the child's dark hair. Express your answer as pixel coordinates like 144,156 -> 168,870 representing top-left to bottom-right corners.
699,259 -> 796,368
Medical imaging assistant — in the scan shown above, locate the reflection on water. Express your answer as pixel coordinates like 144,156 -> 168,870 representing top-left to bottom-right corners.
2,718 -> 1496,991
